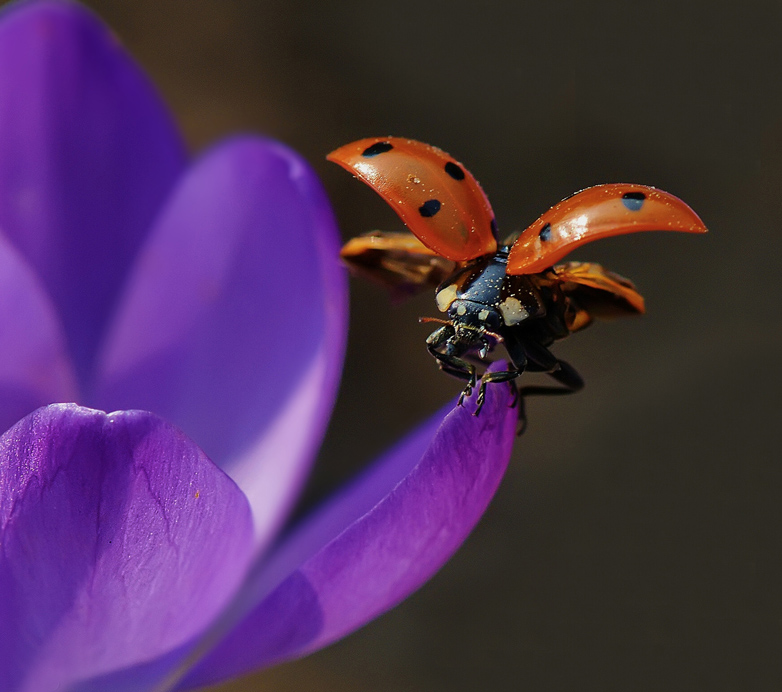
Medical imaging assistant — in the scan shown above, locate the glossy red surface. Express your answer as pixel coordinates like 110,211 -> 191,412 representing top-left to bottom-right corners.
507,184 -> 708,274
328,137 -> 497,262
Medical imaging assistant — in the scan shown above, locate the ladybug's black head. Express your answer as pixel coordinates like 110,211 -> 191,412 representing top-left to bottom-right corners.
447,298 -> 503,334
424,299 -> 504,360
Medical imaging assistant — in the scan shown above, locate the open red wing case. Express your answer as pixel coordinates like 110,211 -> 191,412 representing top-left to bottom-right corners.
507,184 -> 707,275
328,137 -> 498,262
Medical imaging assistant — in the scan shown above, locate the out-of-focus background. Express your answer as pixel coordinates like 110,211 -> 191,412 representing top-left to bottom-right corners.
73,1 -> 782,690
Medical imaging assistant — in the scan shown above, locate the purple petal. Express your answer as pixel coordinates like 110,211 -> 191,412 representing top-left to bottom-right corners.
92,136 -> 347,543
0,234 -> 77,432
0,404 -> 254,692
0,0 -> 186,380
180,377 -> 518,689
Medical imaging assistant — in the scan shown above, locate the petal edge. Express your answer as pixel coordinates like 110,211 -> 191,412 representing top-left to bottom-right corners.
181,375 -> 517,689
0,404 -> 254,692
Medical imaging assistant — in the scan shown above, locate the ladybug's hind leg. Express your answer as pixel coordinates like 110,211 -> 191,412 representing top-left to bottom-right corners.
519,337 -> 585,398
518,359 -> 584,398
480,331 -> 584,433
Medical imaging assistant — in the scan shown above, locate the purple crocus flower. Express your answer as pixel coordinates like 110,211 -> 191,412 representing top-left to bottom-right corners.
0,2 -> 518,691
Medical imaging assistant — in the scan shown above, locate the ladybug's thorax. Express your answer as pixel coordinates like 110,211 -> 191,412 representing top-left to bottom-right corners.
435,251 -> 545,328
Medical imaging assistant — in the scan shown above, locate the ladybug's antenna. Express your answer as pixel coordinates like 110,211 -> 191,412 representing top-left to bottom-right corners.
481,328 -> 504,343
419,316 -> 452,327
419,316 -> 504,343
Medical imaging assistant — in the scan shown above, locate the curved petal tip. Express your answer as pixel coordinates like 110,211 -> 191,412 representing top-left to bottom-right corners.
181,373 -> 518,688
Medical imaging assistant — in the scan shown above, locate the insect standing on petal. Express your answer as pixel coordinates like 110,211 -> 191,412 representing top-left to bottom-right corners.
329,137 -> 707,424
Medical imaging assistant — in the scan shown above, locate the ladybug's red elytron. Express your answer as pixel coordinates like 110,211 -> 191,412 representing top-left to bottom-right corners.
329,137 -> 707,420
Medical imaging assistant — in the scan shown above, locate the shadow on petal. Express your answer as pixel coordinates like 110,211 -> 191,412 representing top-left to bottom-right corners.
93,137 -> 347,547
0,234 -> 77,432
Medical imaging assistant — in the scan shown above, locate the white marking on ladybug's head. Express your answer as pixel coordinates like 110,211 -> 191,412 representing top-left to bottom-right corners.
456,304 -> 467,316
478,309 -> 490,321
435,284 -> 458,312
499,296 -> 529,326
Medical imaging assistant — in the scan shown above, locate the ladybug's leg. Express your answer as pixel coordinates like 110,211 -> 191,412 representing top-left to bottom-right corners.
491,333 -> 584,433
517,359 -> 584,398
521,338 -> 560,372
474,331 -> 528,416
474,369 -> 521,415
513,357 -> 584,435
427,347 -> 477,404
425,326 -> 477,404
520,338 -> 585,393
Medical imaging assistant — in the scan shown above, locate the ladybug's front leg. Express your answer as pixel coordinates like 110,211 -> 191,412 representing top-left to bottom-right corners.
427,347 -> 477,405
426,325 -> 477,404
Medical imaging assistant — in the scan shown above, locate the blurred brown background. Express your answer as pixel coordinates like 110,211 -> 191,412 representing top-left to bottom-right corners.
57,1 -> 782,690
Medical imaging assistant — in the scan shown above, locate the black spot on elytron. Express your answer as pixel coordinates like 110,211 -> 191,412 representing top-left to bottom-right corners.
444,161 -> 465,180
490,218 -> 498,238
361,141 -> 393,157
539,223 -> 552,242
621,191 -> 646,211
419,199 -> 442,217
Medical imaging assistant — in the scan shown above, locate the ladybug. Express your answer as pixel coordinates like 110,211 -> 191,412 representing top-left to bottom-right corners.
328,137 -> 707,420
